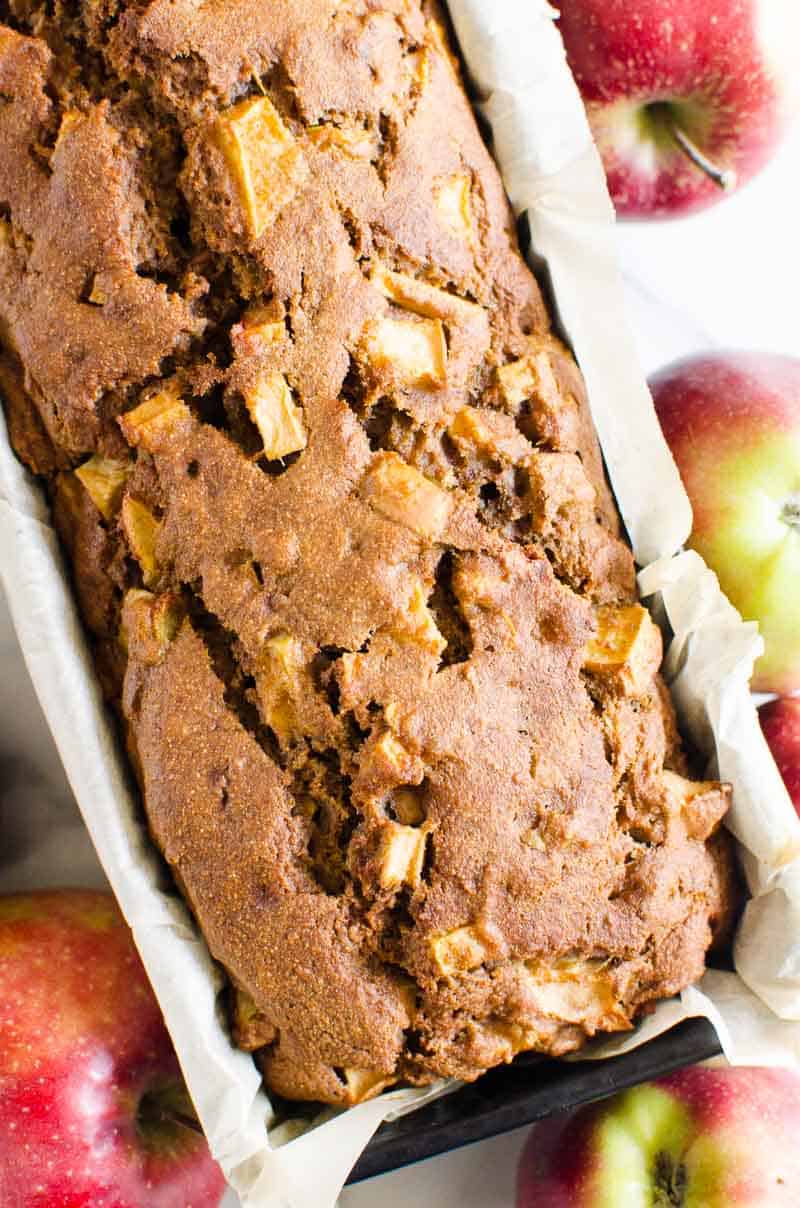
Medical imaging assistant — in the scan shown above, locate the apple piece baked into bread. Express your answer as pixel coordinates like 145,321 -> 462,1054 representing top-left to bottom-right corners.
0,0 -> 735,1106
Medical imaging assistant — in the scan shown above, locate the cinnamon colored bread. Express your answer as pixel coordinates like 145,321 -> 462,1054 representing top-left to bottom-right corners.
0,0 -> 734,1106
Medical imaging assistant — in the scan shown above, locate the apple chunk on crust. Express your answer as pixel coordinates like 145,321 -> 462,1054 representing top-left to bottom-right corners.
377,822 -> 429,890
497,340 -> 582,452
245,372 -> 307,459
356,729 -> 425,793
584,604 -> 662,697
340,1068 -> 396,1105
362,315 -> 447,389
119,391 -> 193,453
119,589 -> 185,666
306,122 -> 379,161
498,344 -> 561,410
434,172 -> 475,243
362,451 -> 453,539
662,770 -> 731,842
120,497 -> 161,587
394,581 -> 446,658
74,455 -> 130,520
231,304 -> 286,359
522,956 -> 631,1034
368,263 -> 490,390
256,632 -> 305,742
371,263 -> 483,325
231,984 -> 277,1052
430,924 -> 495,976
214,96 -> 307,239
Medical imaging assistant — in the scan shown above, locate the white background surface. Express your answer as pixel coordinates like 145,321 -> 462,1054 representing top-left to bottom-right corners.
1,122 -> 797,1208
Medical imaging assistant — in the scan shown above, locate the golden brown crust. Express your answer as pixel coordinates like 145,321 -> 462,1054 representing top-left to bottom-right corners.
0,0 -> 734,1105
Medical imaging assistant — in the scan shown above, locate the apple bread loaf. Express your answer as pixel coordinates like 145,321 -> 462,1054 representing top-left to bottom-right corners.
0,0 -> 735,1105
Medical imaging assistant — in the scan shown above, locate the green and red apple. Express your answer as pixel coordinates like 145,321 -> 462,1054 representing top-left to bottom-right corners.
650,351 -> 800,694
517,1065 -> 800,1206
0,889 -> 226,1208
760,696 -> 800,812
557,0 -> 800,218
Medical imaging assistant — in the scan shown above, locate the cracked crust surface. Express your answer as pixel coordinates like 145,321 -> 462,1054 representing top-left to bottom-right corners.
0,0 -> 735,1105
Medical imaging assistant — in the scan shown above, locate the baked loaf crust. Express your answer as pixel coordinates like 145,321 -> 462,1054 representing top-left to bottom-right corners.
0,0 -> 734,1105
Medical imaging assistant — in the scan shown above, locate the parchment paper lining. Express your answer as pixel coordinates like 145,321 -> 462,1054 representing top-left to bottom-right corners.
1,2 -> 799,1206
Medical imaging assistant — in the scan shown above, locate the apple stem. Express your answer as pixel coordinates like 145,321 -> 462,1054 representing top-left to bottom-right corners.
157,1107 -> 205,1135
668,122 -> 737,192
654,1151 -> 688,1207
169,1110 -> 204,1135
783,495 -> 800,530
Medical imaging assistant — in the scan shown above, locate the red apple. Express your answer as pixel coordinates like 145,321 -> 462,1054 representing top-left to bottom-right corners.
760,697 -> 800,812
557,0 -> 800,218
650,351 -> 800,694
0,889 -> 226,1208
517,1065 -> 800,1206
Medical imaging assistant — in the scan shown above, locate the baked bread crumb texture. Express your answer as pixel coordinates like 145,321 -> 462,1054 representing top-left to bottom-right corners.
0,0 -> 735,1105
